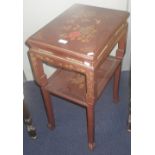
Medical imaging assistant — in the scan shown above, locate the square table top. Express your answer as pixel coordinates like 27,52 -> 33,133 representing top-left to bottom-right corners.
27,4 -> 129,63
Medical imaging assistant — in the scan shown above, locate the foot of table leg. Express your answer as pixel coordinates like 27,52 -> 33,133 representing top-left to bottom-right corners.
47,123 -> 55,130
86,105 -> 95,151
41,87 -> 55,129
88,142 -> 95,150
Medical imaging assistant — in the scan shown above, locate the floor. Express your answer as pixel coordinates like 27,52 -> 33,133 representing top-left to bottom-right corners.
23,71 -> 131,155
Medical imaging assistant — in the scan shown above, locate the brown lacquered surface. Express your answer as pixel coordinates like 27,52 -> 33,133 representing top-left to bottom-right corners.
45,56 -> 121,106
27,4 -> 129,150
27,4 -> 129,61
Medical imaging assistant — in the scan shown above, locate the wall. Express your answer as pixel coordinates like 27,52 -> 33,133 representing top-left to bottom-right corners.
24,0 -> 130,80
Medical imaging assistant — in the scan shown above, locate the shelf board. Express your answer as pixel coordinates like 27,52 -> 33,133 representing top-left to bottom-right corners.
45,57 -> 121,106
95,57 -> 121,99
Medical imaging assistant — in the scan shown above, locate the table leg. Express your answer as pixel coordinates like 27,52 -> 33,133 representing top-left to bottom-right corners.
113,65 -> 121,102
86,72 -> 96,150
86,104 -> 95,150
29,51 -> 55,129
113,31 -> 127,103
41,87 -> 55,129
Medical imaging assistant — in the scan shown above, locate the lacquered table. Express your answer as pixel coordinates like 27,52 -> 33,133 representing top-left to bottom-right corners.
26,4 -> 129,150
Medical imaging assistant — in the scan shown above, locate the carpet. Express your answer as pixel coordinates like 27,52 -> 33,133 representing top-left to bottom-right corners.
23,71 -> 131,155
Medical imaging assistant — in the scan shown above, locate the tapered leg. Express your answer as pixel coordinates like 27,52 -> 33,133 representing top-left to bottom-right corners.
113,65 -> 121,102
85,71 -> 96,150
41,87 -> 55,129
113,30 -> 127,103
86,104 -> 95,150
29,51 -> 55,129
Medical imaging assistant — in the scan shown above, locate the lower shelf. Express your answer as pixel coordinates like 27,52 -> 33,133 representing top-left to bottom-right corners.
45,57 -> 121,106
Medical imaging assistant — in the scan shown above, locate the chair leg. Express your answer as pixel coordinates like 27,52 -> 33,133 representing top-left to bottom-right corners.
86,104 -> 95,150
41,87 -> 55,129
128,70 -> 131,132
113,65 -> 121,103
23,101 -> 37,139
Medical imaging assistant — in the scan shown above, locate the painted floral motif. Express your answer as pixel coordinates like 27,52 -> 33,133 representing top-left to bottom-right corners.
59,9 -> 102,43
69,73 -> 85,89
60,25 -> 97,43
68,31 -> 81,40
76,25 -> 97,43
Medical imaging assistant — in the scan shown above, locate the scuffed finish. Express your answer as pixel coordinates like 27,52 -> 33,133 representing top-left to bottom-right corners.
27,4 -> 129,151
27,4 -> 129,61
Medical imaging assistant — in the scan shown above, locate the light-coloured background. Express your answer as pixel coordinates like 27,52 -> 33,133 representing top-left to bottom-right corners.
23,0 -> 130,80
